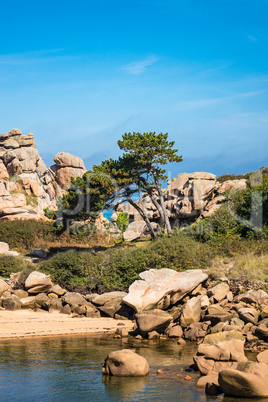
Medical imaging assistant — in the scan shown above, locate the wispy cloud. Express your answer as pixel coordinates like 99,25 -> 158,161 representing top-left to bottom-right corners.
248,35 -> 258,42
176,90 -> 266,111
121,55 -> 159,75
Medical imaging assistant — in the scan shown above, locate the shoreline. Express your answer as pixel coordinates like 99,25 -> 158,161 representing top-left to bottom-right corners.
0,310 -> 134,341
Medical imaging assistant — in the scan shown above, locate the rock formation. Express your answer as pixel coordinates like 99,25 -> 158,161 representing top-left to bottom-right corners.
116,172 -> 247,238
0,129 -> 86,221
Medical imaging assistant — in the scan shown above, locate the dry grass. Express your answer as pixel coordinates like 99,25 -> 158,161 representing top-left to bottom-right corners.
230,252 -> 268,282
208,253 -> 268,283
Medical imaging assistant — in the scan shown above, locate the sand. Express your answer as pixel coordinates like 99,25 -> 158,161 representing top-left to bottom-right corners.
0,310 -> 134,340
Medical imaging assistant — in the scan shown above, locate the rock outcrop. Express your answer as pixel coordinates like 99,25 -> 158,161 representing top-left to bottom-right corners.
123,268 -> 208,312
0,129 -> 86,221
115,172 -> 247,238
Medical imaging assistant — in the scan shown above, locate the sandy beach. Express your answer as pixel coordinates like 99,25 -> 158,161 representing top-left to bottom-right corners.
0,310 -> 134,340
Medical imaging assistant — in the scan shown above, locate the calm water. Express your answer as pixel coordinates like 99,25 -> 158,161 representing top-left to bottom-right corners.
0,335 -> 266,402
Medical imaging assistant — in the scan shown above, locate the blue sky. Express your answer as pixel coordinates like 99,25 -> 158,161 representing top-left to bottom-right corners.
0,0 -> 267,177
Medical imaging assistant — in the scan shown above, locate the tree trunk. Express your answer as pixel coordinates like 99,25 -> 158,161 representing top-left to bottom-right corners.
126,196 -> 156,239
139,177 -> 165,225
153,174 -> 172,235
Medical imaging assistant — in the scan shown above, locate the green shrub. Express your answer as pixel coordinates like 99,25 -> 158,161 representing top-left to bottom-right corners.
39,232 -> 213,291
0,256 -> 33,278
40,250 -> 102,290
0,220 -> 56,250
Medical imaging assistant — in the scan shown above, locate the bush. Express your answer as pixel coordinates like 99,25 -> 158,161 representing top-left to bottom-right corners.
41,250 -> 94,289
39,232 -> 213,291
0,220 -> 56,250
0,256 -> 33,278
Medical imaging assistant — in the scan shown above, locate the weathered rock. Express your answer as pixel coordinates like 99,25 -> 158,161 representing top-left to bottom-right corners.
91,291 -> 127,306
205,304 -> 233,325
84,305 -> 101,318
218,362 -> 268,398
207,282 -> 230,303
2,294 -> 22,310
196,372 -> 219,389
53,152 -> 86,169
254,324 -> 268,341
180,296 -> 201,327
0,278 -> 10,296
135,309 -> 172,334
0,242 -> 9,254
20,296 -> 36,309
238,307 -> 259,325
12,289 -> 28,299
35,293 -> 49,308
123,268 -> 208,312
257,350 -> 268,364
102,349 -> 149,376
29,248 -> 47,259
60,304 -> 72,315
184,322 -> 210,341
123,221 -> 146,241
167,324 -> 183,338
234,289 -> 268,307
49,298 -> 63,312
25,271 -> 53,293
198,331 -> 247,361
50,284 -> 66,296
194,356 -> 238,375
62,292 -> 88,306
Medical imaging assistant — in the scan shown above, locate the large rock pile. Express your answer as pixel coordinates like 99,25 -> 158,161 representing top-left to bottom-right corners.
116,172 -> 247,240
0,129 -> 86,221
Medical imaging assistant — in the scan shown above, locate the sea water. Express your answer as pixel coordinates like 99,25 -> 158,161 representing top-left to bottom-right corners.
0,335 -> 265,402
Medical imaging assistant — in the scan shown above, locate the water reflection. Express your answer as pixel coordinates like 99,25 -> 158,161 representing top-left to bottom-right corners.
102,375 -> 149,397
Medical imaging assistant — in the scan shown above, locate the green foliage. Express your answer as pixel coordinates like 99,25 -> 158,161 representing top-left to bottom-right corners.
53,171 -> 117,230
41,250 -> 98,289
231,170 -> 268,234
0,256 -> 33,278
0,220 -> 55,250
116,212 -> 129,240
39,233 -> 212,291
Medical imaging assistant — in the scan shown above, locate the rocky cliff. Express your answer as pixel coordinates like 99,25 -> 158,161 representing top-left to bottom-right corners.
0,128 -> 86,221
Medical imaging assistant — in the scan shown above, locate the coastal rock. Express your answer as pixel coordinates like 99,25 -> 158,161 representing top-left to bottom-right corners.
238,307 -> 259,325
62,292 -> 88,306
207,282 -> 230,303
167,324 -> 183,338
123,268 -> 208,312
194,330 -> 247,375
91,291 -> 127,306
25,271 -> 53,294
218,362 -> 268,398
2,294 -> 22,310
205,304 -> 233,325
184,322 -> 210,341
135,309 -> 172,334
180,296 -> 201,327
0,278 -> 11,296
102,349 -> 149,376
